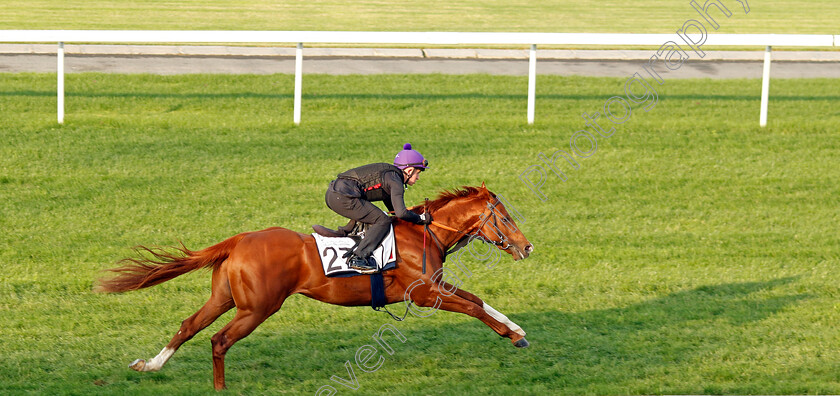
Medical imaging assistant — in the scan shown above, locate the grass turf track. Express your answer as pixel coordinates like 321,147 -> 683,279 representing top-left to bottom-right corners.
1,72 -> 839,394
1,0 -> 838,35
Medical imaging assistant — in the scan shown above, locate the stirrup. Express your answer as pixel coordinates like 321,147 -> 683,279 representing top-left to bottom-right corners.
348,256 -> 378,274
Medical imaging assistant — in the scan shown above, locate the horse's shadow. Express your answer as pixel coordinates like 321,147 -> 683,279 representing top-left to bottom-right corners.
389,276 -> 810,391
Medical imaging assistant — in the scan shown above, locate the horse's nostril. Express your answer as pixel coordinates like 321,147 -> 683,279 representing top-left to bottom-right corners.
525,244 -> 534,253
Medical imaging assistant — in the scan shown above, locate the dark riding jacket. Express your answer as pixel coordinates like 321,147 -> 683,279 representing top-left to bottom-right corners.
329,163 -> 423,224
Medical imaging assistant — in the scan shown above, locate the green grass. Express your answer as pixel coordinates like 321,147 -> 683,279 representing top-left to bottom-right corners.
1,0 -> 839,34
1,72 -> 839,395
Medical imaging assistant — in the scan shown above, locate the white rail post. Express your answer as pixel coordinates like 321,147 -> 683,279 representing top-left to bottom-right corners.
759,45 -> 771,128
527,44 -> 537,124
57,42 -> 65,124
293,42 -> 303,125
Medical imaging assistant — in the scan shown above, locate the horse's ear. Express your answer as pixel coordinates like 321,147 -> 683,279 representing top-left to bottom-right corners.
480,181 -> 486,189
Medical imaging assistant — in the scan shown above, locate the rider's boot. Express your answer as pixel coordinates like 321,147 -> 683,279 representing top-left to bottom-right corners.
348,255 -> 378,274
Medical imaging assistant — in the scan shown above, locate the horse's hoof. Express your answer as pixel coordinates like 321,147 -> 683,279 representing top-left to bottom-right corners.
129,359 -> 146,371
513,338 -> 530,348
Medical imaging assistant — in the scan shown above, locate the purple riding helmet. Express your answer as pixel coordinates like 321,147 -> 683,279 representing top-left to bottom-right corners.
394,143 -> 429,170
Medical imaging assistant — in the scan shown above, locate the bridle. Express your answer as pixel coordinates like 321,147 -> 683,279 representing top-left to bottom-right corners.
433,198 -> 515,248
422,197 -> 517,273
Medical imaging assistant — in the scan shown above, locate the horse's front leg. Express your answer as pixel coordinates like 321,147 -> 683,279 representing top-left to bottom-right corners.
407,281 -> 528,348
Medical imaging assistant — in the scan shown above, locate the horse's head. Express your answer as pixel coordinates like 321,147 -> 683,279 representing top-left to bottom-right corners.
472,182 -> 534,260
425,183 -> 534,261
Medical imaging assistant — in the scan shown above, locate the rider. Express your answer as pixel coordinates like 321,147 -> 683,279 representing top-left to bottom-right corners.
325,143 -> 432,273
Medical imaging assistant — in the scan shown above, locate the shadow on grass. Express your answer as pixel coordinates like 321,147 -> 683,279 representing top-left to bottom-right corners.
385,276 -> 810,392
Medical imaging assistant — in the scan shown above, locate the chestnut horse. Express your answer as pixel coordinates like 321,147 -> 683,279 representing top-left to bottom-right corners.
97,184 -> 533,390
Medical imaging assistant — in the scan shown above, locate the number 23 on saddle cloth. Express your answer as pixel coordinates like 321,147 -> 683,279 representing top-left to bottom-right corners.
312,225 -> 397,277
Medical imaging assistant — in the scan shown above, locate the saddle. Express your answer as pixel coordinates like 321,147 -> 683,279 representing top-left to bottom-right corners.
312,220 -> 367,239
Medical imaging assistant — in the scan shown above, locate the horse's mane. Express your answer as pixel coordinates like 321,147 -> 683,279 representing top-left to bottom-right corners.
414,186 -> 487,214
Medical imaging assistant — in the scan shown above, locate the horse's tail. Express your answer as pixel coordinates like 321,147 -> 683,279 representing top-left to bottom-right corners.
95,233 -> 247,293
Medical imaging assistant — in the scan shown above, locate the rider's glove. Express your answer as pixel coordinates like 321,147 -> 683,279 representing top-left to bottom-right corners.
418,212 -> 433,225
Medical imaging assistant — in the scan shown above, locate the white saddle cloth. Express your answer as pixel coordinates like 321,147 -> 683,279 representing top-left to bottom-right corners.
312,225 -> 397,277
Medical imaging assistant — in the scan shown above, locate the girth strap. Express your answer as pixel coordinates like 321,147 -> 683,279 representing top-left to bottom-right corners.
371,272 -> 411,321
370,272 -> 387,309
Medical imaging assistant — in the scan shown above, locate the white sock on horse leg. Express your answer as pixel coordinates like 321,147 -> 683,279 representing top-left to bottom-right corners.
143,347 -> 175,371
482,302 -> 526,337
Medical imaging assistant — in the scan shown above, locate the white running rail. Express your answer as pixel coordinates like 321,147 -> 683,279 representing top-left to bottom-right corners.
1,30 -> 837,126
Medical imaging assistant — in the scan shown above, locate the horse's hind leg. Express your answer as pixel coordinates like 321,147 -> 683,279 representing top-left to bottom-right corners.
130,270 -> 234,372
209,277 -> 290,390
209,305 -> 281,390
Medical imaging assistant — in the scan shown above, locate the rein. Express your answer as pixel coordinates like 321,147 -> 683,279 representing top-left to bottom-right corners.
430,221 -> 460,233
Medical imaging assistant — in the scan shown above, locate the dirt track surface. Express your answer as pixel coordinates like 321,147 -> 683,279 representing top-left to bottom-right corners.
2,45 -> 839,78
